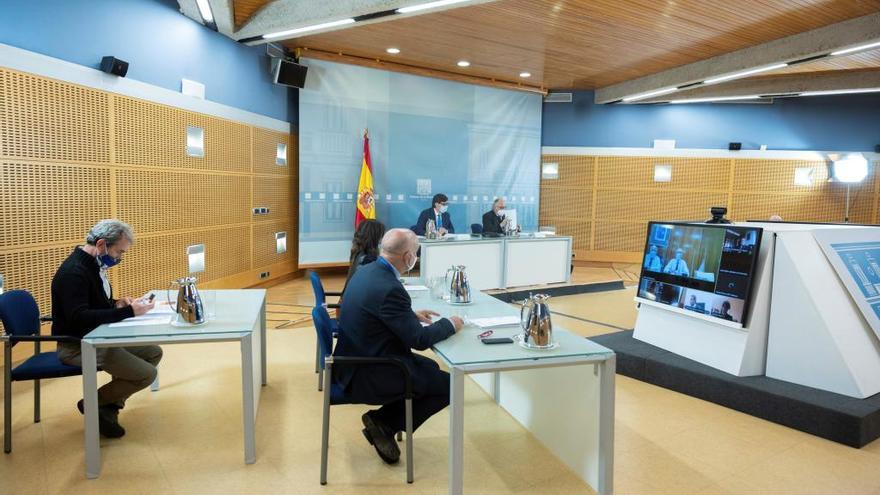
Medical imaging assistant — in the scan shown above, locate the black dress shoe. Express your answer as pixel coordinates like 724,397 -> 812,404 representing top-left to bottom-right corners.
361,412 -> 400,464
76,399 -> 125,438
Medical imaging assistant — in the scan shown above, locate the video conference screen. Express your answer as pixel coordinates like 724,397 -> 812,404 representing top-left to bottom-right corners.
636,222 -> 763,326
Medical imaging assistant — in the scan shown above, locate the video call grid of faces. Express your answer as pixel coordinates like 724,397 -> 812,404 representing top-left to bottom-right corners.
638,223 -> 761,324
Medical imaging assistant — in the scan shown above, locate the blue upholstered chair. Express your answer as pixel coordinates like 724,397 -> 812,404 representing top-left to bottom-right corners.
1,290 -> 80,454
309,271 -> 341,391
313,305 -> 414,485
470,223 -> 483,234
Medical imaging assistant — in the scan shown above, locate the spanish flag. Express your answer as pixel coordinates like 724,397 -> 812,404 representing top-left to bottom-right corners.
355,131 -> 375,227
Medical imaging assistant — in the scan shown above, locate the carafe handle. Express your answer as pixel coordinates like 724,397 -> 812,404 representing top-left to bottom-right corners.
167,280 -> 179,314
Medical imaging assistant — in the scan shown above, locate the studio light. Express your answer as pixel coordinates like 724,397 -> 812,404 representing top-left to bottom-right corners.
832,153 -> 869,183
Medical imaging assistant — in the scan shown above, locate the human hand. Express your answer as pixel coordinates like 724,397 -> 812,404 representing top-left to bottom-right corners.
415,309 -> 440,324
448,316 -> 464,332
130,298 -> 155,316
438,227 -> 448,236
115,296 -> 134,308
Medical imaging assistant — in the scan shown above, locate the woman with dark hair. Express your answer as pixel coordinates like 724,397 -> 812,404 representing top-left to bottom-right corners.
344,219 -> 387,291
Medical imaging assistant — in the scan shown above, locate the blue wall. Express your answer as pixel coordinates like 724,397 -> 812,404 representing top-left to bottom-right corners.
543,90 -> 880,152
0,0 -> 294,123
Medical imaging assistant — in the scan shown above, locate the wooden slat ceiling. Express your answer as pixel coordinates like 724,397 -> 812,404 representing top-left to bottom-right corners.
233,0 -> 271,29
236,0 -> 880,89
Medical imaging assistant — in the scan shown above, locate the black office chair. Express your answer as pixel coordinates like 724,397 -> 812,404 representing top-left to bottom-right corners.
313,305 -> 414,484
1,290 -> 80,453
470,223 -> 483,234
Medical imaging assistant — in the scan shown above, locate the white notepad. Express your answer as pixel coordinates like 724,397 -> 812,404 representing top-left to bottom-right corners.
470,316 -> 520,328
109,315 -> 174,328
404,285 -> 429,292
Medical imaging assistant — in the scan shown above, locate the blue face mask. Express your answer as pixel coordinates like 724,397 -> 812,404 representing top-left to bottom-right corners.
439,205 -> 448,214
98,244 -> 121,268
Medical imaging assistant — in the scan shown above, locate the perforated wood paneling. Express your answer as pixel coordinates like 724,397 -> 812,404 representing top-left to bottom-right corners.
0,244 -> 77,315
731,191 -> 874,224
548,220 -> 591,251
597,156 -> 730,191
253,220 -> 294,268
594,222 -> 651,253
596,190 -> 728,222
254,175 -> 295,222
253,127 -> 290,175
116,170 -> 251,234
0,162 -> 111,249
0,69 -> 109,162
541,155 -> 593,189
115,226 -> 251,298
540,187 -> 592,221
115,96 -> 251,173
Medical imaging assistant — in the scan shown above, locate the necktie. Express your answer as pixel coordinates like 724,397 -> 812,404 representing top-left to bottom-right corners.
437,214 -> 442,229
675,260 -> 680,273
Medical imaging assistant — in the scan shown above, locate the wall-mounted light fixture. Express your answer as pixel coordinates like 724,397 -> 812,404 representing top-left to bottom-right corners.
541,162 -> 559,180
186,126 -> 205,158
276,143 -> 288,166
654,164 -> 673,182
275,232 -> 287,254
793,167 -> 814,187
187,244 -> 206,273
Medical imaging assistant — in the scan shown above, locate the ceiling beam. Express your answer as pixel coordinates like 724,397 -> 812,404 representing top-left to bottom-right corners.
234,0 -> 498,44
595,12 -> 880,104
638,70 -> 880,103
177,0 -> 235,35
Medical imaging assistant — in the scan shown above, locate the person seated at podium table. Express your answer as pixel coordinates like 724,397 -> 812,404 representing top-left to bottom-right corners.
643,244 -> 662,272
663,248 -> 690,277
52,219 -> 160,439
413,193 -> 454,236
482,197 -> 511,235
334,228 -> 463,464
718,300 -> 734,321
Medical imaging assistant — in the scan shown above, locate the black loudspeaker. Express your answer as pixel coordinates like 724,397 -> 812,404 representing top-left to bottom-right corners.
100,56 -> 129,77
875,144 -> 880,153
273,58 -> 308,88
728,142 -> 742,151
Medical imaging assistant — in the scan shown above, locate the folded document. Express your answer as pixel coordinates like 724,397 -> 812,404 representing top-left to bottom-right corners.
469,316 -> 520,328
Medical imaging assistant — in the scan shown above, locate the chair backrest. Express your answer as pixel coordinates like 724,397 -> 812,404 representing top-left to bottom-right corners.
312,305 -> 336,368
0,290 -> 40,337
471,223 -> 483,234
309,271 -> 326,305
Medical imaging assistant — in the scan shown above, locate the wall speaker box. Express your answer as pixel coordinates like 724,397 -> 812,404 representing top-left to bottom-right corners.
273,58 -> 308,88
100,56 -> 129,77
729,142 -> 742,151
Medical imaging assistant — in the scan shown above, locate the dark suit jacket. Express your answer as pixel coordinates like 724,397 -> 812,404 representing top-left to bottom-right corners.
413,208 -> 454,235
482,210 -> 505,235
334,259 -> 455,390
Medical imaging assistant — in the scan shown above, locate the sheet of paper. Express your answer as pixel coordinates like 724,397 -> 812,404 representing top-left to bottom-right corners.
404,285 -> 429,292
109,315 -> 174,328
147,302 -> 176,315
470,316 -> 521,328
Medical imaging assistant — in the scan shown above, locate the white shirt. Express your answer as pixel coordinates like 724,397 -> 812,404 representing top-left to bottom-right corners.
663,258 -> 690,277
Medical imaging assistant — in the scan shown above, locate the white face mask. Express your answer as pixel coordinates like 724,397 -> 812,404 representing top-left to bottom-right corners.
405,252 -> 418,272
439,205 -> 448,214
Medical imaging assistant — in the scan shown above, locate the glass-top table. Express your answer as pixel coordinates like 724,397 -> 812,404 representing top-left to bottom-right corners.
403,280 -> 615,495
80,289 -> 267,479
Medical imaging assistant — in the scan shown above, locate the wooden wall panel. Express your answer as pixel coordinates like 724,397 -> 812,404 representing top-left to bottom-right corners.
254,175 -> 295,222
253,220 -> 295,268
540,154 -> 880,262
253,127 -> 290,175
115,226 -> 252,299
0,162 -> 111,249
0,244 -> 77,316
0,69 -> 109,163
115,96 -> 251,173
116,170 -> 251,234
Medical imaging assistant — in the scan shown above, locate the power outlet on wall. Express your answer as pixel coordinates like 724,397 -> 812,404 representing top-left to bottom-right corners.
260,271 -> 270,279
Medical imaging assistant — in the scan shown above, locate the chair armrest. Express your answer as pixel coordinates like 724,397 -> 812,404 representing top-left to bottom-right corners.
326,303 -> 341,309
329,356 -> 413,399
5,335 -> 79,344
325,291 -> 343,297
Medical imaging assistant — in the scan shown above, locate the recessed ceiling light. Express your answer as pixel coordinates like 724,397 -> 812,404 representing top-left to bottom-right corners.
397,0 -> 471,14
668,94 -> 762,104
263,18 -> 355,39
457,60 -> 470,67
519,72 -> 531,78
623,87 -> 678,102
195,0 -> 214,23
831,41 -> 880,56
703,64 -> 788,85
386,47 -> 400,54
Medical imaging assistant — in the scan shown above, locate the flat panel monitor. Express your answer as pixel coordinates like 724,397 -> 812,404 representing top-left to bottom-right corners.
273,59 -> 308,88
636,222 -> 763,328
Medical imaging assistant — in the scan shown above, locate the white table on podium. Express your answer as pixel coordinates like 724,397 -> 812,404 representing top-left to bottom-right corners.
80,289 -> 267,478
419,234 -> 572,290
409,284 -> 615,495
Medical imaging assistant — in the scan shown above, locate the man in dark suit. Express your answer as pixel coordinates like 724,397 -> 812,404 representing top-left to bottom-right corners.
482,197 -> 511,235
413,193 -> 454,235
334,228 -> 463,464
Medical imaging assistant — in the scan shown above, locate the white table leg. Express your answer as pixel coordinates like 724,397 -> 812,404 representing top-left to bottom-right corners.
260,298 -> 267,386
492,371 -> 501,404
449,367 -> 465,495
81,341 -> 100,479
240,333 -> 256,464
598,355 -> 616,495
150,372 -> 159,392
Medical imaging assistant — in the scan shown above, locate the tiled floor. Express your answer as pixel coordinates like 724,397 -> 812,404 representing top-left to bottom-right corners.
3,267 -> 880,494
